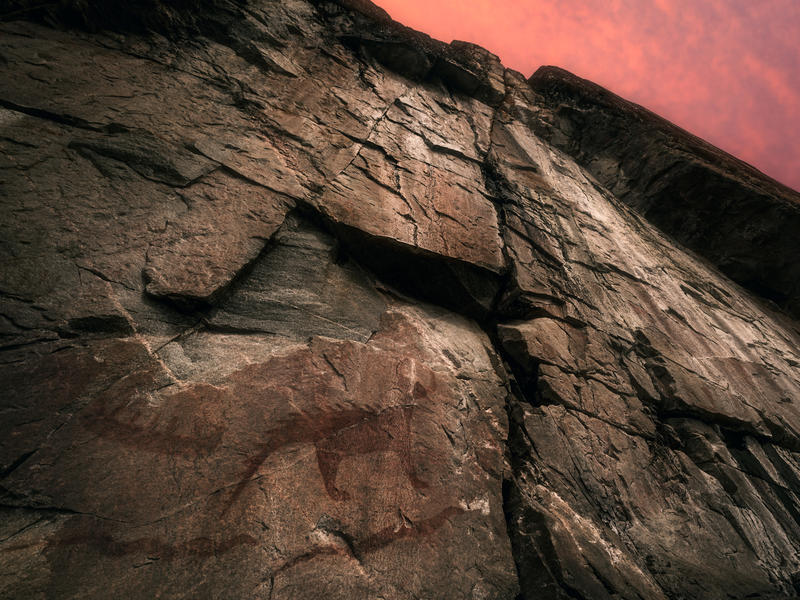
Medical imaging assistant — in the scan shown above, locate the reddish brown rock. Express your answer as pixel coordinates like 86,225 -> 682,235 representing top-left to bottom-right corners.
1,304 -> 517,599
2,1 -> 800,599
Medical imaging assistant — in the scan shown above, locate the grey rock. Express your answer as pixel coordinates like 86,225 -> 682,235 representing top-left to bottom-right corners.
527,66 -> 800,318
209,212 -> 387,341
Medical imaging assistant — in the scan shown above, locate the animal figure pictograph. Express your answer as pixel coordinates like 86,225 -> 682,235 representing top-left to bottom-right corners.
227,388 -> 433,511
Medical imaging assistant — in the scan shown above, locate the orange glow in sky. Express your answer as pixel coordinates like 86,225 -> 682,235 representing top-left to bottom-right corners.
375,0 -> 800,191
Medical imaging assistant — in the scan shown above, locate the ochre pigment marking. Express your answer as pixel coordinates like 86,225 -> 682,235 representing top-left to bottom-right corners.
227,401 -> 429,511
4,531 -> 256,559
79,389 -> 225,457
272,506 -> 467,574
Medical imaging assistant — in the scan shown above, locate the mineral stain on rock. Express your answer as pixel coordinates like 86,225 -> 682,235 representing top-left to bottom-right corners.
1,0 -> 800,599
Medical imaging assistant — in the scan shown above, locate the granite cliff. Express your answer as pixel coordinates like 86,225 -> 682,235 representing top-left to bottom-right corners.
2,1 -> 800,598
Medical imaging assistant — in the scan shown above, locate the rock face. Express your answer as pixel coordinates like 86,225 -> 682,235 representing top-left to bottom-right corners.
1,1 -> 799,599
527,66 -> 800,319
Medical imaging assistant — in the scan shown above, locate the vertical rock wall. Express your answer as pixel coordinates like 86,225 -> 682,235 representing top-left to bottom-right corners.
1,1 -> 799,598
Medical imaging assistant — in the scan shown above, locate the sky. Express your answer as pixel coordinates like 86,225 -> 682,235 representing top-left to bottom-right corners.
374,0 -> 800,192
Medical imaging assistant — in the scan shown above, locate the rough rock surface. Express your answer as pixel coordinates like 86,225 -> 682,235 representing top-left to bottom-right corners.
1,1 -> 800,599
527,66 -> 800,319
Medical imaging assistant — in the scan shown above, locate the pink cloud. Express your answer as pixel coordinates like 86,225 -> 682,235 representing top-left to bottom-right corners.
375,0 -> 800,191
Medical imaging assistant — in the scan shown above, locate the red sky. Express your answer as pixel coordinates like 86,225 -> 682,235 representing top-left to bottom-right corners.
375,0 -> 800,192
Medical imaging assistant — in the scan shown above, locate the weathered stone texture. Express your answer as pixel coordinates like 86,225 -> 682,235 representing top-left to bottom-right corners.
1,1 -> 799,598
527,66 -> 800,319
